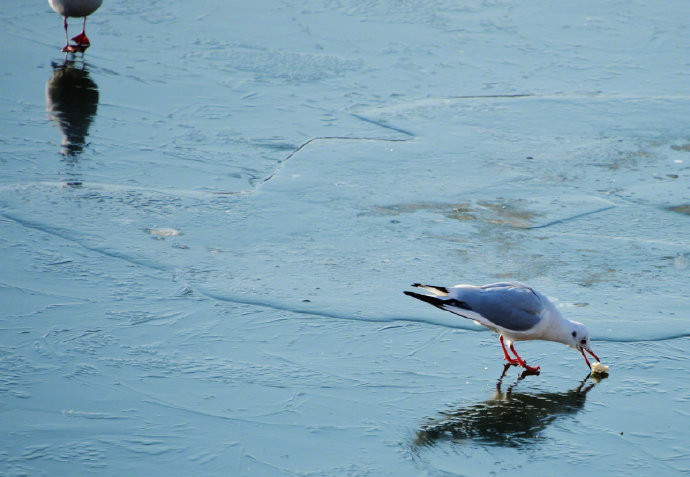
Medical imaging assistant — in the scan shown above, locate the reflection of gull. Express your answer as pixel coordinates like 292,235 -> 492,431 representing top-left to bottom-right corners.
46,61 -> 99,156
414,365 -> 596,448
404,282 -> 600,372
49,0 -> 103,52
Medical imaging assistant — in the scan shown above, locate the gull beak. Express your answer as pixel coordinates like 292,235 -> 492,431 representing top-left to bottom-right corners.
579,346 -> 600,369
585,347 -> 599,362
579,347 -> 591,369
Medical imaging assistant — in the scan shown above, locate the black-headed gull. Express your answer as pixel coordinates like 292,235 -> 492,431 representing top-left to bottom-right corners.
404,282 -> 600,373
49,0 -> 103,53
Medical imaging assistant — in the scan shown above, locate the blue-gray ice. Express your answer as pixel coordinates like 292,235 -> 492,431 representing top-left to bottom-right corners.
1,0 -> 689,475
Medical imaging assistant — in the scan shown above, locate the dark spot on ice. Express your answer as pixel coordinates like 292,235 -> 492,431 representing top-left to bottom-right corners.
666,205 -> 690,215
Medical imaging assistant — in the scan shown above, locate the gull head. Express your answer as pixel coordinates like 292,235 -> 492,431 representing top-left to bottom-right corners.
566,322 -> 590,350
566,321 -> 599,368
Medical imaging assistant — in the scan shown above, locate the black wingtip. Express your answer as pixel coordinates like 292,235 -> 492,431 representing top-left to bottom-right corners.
404,290 -> 447,309
405,290 -> 473,314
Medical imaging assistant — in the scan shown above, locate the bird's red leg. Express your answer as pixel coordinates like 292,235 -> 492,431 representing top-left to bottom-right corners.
499,335 -> 519,366
509,343 -> 540,373
61,17 -> 72,52
71,17 -> 90,46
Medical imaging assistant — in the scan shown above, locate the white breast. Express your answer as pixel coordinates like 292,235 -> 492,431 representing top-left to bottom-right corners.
49,0 -> 103,18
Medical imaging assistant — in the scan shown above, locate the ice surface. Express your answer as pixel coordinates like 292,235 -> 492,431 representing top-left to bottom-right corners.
1,0 -> 689,475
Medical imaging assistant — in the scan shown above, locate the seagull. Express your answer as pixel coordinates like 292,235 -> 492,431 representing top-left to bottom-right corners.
49,0 -> 103,53
404,282 -> 600,373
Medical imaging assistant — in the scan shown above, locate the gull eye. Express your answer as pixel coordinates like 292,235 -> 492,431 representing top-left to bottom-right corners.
571,331 -> 577,338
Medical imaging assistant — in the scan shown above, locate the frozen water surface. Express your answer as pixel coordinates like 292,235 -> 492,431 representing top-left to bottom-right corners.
1,0 -> 689,475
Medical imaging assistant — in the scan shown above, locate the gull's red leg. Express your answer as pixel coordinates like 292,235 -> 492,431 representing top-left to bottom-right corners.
499,335 -> 519,366
61,17 -> 71,51
509,343 -> 540,373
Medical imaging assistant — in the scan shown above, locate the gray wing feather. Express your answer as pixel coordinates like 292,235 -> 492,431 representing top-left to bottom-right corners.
452,282 -> 543,332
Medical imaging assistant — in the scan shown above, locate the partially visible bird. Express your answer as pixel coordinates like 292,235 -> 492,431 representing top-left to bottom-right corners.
404,282 -> 600,373
49,0 -> 103,53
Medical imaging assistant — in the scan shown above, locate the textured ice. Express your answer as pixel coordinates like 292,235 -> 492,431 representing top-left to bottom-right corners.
1,0 -> 690,475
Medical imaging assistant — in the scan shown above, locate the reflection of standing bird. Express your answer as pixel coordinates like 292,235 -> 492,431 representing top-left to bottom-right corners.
49,0 -> 103,53
414,365 -> 596,448
46,62 -> 99,156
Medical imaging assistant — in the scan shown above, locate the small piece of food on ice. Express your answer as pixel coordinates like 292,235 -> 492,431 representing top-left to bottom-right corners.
591,362 -> 609,374
147,228 -> 180,237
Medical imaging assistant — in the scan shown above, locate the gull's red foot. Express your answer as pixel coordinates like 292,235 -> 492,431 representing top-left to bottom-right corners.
513,355 -> 540,373
506,341 -> 540,373
61,43 -> 90,53
522,364 -> 540,374
70,32 -> 90,46
520,368 -> 540,378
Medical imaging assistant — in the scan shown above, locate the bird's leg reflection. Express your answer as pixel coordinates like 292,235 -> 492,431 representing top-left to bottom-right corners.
493,363 -> 538,401
414,367 -> 599,448
496,363 -> 512,388
577,373 -> 597,393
